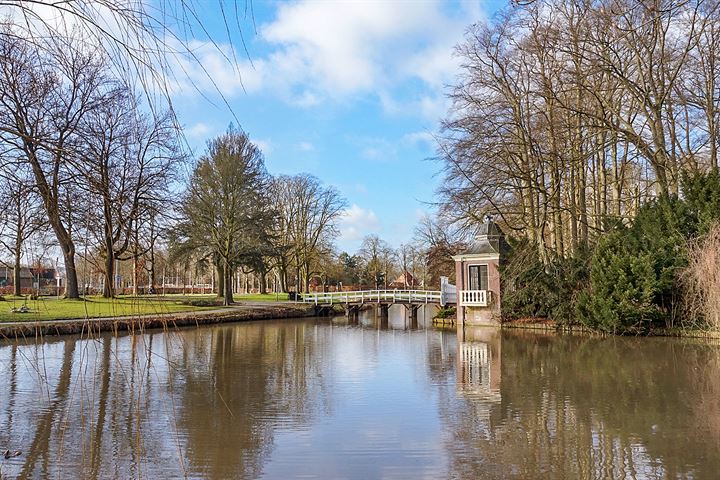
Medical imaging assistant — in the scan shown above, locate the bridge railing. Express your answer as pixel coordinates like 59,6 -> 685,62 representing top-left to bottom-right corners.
301,289 -> 447,306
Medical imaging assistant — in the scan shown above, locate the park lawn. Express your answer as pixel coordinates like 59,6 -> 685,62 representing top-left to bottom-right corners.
131,293 -> 291,303
235,293 -> 290,302
0,296 -> 214,322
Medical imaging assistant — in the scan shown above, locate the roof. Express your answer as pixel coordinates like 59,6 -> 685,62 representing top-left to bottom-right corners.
458,220 -> 505,257
391,271 -> 416,285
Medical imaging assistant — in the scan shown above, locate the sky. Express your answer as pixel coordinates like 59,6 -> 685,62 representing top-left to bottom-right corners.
170,0 -> 504,253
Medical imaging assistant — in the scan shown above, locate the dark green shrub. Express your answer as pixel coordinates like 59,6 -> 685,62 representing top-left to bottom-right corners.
501,240 -> 590,325
434,306 -> 456,319
577,196 -> 691,333
682,170 -> 720,236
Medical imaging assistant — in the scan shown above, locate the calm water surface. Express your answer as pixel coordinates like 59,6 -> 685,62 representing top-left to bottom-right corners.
0,306 -> 719,479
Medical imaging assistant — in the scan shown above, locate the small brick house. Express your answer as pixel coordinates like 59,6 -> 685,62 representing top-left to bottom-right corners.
452,218 -> 506,326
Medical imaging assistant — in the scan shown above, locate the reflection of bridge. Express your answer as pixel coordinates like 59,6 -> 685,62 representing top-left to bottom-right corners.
302,287 -> 457,307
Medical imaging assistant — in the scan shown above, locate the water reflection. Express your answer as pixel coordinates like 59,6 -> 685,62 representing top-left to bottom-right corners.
456,327 -> 501,403
352,304 -> 438,330
0,320 -> 719,478
445,329 -> 720,479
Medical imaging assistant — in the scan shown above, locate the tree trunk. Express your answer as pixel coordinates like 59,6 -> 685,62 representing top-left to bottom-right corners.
215,260 -> 224,298
278,266 -> 287,292
223,262 -> 233,305
13,250 -> 21,297
149,252 -> 156,292
61,242 -> 80,299
132,254 -> 139,296
103,249 -> 114,298
259,271 -> 267,294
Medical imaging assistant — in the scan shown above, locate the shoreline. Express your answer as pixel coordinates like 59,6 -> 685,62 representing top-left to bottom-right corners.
501,319 -> 720,339
0,302 -> 318,340
433,316 -> 720,340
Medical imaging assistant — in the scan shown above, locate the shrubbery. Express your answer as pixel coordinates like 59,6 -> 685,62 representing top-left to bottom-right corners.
503,172 -> 720,334
576,197 -> 691,333
501,239 -> 590,325
434,306 -> 456,319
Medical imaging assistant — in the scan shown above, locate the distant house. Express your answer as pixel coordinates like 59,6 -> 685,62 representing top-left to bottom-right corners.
0,265 -> 64,290
389,271 -> 417,289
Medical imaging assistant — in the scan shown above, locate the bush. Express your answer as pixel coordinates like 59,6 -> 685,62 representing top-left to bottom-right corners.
683,222 -> 720,329
502,173 -> 720,333
434,306 -> 456,319
501,239 -> 590,325
682,170 -> 720,236
577,196 -> 692,333
179,298 -> 224,307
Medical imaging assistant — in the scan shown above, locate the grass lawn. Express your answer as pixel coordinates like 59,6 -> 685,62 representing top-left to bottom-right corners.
0,296 -> 214,322
234,293 -> 291,302
131,293 -> 291,303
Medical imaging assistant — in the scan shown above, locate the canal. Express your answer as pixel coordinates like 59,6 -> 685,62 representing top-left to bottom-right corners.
0,307 -> 718,479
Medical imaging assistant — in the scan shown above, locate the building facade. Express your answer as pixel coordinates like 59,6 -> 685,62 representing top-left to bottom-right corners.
453,219 -> 506,326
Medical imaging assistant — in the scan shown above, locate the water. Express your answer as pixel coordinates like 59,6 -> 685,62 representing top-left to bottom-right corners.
0,306 -> 719,479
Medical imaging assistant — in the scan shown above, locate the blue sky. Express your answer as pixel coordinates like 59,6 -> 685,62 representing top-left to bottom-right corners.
170,0 -> 503,253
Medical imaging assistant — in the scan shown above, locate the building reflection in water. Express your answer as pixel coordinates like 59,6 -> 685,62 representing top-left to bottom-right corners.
5,318 -> 720,479
456,326 -> 501,406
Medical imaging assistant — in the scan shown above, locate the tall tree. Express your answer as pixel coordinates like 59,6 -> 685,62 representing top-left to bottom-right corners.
76,88 -> 179,297
0,30 -> 111,298
172,127 -> 271,305
439,0 -> 720,261
0,170 -> 47,296
358,234 -> 396,289
272,175 -> 346,293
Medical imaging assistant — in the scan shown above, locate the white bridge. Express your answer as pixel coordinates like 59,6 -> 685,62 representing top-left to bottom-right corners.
302,279 -> 458,307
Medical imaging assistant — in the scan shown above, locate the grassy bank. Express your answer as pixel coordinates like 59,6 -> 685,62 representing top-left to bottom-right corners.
0,296 -> 214,322
0,293 -> 294,322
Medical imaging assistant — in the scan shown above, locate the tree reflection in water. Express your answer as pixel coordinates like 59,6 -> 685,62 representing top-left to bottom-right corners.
0,321 -> 333,479
446,328 -> 720,479
1,321 -> 720,478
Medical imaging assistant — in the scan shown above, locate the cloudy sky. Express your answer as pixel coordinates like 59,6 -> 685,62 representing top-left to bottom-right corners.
171,0 -> 502,252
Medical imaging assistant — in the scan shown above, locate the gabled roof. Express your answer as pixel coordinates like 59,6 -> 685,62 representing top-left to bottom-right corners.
391,271 -> 416,285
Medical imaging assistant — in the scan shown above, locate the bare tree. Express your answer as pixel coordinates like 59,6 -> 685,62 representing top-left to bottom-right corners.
357,235 -> 397,289
438,0 -> 720,262
414,214 -> 465,287
272,175 -> 347,293
76,88 -> 179,297
0,169 -> 47,295
0,31 -> 112,298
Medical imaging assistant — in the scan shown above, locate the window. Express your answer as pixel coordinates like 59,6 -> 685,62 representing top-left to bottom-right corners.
468,265 -> 488,291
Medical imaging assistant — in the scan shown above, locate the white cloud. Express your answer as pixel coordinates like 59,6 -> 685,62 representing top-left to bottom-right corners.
402,131 -> 436,149
297,141 -> 315,152
339,204 -> 380,243
261,2 -> 432,95
256,0 -> 484,113
171,1 -> 484,119
167,40 -> 264,97
187,122 -> 212,139
253,138 -> 273,156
